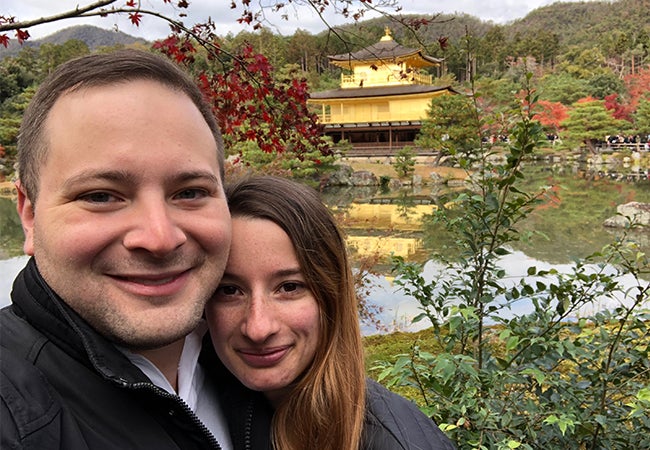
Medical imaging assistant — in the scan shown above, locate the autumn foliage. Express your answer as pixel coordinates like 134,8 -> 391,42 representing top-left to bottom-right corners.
533,100 -> 569,133
153,30 -> 329,158
1,1 -> 649,158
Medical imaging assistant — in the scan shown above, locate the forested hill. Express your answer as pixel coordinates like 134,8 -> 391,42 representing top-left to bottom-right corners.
310,0 -> 648,84
0,0 -> 648,84
0,25 -> 148,59
5,0 -> 649,48
36,24 -> 148,48
329,0 -> 649,53
508,0 -> 650,46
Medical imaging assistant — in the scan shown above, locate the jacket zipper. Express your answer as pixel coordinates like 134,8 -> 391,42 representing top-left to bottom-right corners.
244,399 -> 254,450
123,380 -> 223,450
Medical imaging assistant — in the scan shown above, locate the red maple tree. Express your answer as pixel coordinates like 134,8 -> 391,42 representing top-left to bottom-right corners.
533,100 -> 569,134
623,67 -> 650,107
153,29 -> 329,158
604,93 -> 634,122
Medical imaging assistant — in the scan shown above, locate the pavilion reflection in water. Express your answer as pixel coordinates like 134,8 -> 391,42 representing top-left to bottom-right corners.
336,201 -> 437,259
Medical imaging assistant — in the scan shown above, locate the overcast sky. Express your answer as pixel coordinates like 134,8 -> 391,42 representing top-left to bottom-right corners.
4,0 -> 597,40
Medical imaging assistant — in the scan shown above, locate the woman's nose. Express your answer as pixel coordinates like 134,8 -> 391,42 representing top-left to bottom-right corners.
241,294 -> 280,342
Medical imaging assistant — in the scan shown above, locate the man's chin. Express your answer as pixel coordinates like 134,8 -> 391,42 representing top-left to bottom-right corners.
109,322 -> 199,352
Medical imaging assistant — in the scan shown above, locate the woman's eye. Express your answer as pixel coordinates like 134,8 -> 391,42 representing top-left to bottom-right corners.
279,282 -> 303,293
216,285 -> 241,296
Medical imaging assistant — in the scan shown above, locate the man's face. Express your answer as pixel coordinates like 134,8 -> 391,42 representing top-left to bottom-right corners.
17,79 -> 231,350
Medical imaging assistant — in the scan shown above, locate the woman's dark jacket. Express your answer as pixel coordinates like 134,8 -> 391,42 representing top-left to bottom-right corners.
363,379 -> 456,450
204,347 -> 456,450
0,258 -> 224,449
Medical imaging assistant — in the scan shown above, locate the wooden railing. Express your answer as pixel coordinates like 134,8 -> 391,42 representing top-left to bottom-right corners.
595,142 -> 650,152
340,72 -> 432,88
336,144 -> 437,157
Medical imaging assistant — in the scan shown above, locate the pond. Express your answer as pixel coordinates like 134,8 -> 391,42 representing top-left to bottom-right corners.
322,163 -> 650,333
1,164 -> 649,334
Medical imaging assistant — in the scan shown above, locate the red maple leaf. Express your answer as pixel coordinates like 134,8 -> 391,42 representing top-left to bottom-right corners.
129,12 -> 142,26
16,29 -> 30,43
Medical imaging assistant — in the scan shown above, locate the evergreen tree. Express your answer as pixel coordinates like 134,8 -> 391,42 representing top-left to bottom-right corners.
538,73 -> 591,105
415,94 -> 480,163
0,86 -> 35,166
633,97 -> 650,136
561,98 -> 630,152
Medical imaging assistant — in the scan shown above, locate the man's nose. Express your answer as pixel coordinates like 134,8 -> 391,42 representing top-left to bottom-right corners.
122,200 -> 187,256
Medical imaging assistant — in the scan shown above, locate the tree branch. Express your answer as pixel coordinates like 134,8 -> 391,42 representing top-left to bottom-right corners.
0,0 -> 118,32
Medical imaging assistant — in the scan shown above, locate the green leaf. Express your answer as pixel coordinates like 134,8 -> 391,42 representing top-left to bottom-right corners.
506,336 -> 520,351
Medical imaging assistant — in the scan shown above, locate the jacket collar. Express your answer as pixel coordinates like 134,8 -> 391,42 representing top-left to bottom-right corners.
11,257 -> 151,385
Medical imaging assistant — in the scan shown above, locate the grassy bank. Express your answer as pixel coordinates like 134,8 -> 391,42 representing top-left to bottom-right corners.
363,328 -> 439,404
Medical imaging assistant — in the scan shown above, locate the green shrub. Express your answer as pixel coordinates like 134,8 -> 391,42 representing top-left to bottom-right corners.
394,146 -> 416,178
228,139 -> 337,181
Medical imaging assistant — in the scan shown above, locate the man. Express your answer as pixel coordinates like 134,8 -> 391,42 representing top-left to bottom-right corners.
0,49 -> 232,449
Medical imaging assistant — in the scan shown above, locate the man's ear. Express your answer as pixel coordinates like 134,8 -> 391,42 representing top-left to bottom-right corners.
16,181 -> 35,256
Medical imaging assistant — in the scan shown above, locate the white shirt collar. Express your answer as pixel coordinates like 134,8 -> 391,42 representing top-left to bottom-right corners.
118,321 -> 232,450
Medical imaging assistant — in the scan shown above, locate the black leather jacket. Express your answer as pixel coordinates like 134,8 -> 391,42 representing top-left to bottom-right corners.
0,258 -> 224,450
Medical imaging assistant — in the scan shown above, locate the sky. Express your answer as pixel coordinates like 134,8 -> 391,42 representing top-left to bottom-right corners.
3,0 -> 598,41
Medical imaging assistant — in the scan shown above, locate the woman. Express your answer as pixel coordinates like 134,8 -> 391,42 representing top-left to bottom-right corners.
205,175 -> 455,450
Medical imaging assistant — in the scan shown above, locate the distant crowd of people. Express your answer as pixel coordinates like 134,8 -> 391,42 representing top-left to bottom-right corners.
545,133 -> 650,151
484,133 -> 650,150
602,134 -> 650,151
605,134 -> 650,144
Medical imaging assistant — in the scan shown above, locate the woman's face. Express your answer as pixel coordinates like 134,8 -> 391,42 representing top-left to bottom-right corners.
205,217 -> 321,405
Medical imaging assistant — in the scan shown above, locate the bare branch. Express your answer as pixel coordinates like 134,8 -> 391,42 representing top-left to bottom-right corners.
0,0 -> 118,32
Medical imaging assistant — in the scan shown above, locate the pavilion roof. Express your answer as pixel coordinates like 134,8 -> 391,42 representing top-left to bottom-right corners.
309,84 -> 458,100
328,29 -> 442,69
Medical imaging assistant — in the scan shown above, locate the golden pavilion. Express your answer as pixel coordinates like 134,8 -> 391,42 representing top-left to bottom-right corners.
309,28 -> 457,155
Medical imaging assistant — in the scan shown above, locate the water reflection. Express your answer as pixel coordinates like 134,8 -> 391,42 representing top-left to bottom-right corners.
0,197 -> 24,259
362,249 -> 649,335
348,234 -> 422,259
0,255 -> 28,308
324,165 -> 650,265
324,166 -> 650,334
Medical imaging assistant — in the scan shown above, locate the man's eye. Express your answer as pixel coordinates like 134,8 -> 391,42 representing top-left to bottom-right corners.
79,192 -> 118,203
175,189 -> 208,200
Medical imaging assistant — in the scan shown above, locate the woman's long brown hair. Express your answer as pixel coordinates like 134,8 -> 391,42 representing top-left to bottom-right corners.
225,175 -> 366,450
